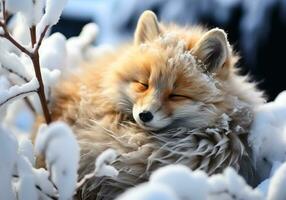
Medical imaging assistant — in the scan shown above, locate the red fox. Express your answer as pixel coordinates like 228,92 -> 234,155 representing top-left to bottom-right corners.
49,11 -> 265,200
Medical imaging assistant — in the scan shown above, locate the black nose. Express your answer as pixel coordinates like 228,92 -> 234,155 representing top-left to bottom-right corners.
139,111 -> 153,122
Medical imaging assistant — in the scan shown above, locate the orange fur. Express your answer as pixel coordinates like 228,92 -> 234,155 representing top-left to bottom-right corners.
47,11 -> 265,199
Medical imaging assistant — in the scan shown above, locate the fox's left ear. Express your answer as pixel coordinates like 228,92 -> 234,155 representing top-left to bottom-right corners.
134,10 -> 161,45
192,28 -> 231,74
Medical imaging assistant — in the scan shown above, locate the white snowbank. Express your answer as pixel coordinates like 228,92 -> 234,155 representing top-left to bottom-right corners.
35,121 -> 80,200
0,124 -> 18,200
117,165 -> 264,200
249,91 -> 286,180
267,162 -> 286,200
150,165 -> 208,200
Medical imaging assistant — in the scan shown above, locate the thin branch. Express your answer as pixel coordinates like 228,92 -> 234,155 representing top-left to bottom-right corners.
0,2 -> 52,123
34,25 -> 49,53
31,51 -> 51,123
30,24 -> 51,123
30,26 -> 36,48
0,20 -> 32,56
76,171 -> 96,191
0,26 -> 32,56
0,90 -> 37,107
24,97 -> 36,114
1,65 -> 30,83
2,0 -> 7,22
6,75 -> 37,114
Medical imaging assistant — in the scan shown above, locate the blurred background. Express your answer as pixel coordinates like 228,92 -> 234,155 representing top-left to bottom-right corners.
56,0 -> 286,101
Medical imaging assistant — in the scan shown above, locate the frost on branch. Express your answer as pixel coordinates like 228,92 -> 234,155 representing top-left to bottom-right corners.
0,0 -> 70,123
16,156 -> 38,200
35,121 -> 80,200
0,125 -> 18,200
0,77 -> 38,107
95,148 -> 119,177
37,0 -> 68,35
76,149 -> 119,190
39,32 -> 67,70
0,40 -> 32,82
18,137 -> 36,166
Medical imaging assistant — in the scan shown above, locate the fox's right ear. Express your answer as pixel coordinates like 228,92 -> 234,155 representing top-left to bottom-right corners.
192,28 -> 231,74
134,10 -> 161,45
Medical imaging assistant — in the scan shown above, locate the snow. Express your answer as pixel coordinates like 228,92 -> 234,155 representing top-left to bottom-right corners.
0,124 -> 18,200
6,0 -> 45,28
34,121 -> 80,200
249,90 -> 286,180
95,148 -> 119,177
18,137 -> 35,166
65,23 -> 114,69
40,0 -> 68,27
117,165 -> 264,200
0,77 -> 39,107
116,183 -> 180,200
41,68 -> 61,97
39,33 -> 67,70
32,168 -> 57,197
0,41 -> 33,82
9,14 -> 31,46
16,156 -> 38,200
30,0 -> 45,26
150,165 -> 208,200
0,76 -> 11,120
267,162 -> 286,200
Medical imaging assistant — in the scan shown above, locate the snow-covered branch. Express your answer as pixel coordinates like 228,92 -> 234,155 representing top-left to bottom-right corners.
76,149 -> 118,190
0,120 -> 119,200
0,77 -> 38,107
0,0 -> 69,124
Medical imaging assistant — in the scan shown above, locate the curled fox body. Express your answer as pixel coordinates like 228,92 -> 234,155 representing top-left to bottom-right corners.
49,11 -> 265,199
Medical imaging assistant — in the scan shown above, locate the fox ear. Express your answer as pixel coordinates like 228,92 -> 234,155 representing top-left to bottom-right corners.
134,10 -> 161,45
192,28 -> 230,73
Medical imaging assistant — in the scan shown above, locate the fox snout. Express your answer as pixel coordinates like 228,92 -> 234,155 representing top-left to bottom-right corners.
132,96 -> 172,131
138,111 -> 154,122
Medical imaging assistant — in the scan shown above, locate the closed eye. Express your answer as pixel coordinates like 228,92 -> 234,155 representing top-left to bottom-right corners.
137,81 -> 149,89
169,94 -> 190,100
138,82 -> 148,88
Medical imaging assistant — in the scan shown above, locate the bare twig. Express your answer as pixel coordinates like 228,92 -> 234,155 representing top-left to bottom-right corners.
31,50 -> 51,123
0,22 -> 31,56
2,0 -> 8,22
1,65 -> 30,82
34,25 -> 49,53
30,25 -> 36,48
0,2 -> 52,123
76,171 -> 96,191
24,97 -> 36,114
6,73 -> 37,114
0,90 -> 37,107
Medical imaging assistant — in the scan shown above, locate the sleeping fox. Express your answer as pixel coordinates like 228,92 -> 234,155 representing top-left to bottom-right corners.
49,11 -> 265,200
